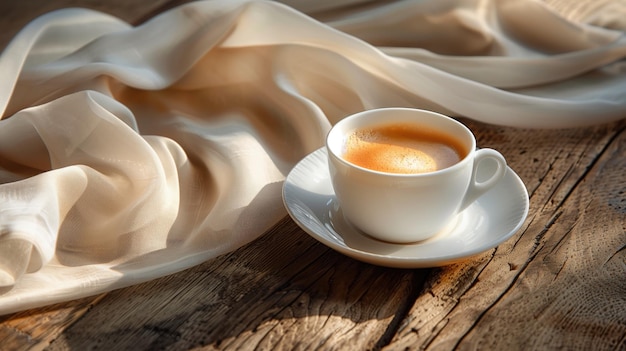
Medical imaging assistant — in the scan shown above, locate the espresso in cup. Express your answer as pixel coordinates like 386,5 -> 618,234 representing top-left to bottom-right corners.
343,123 -> 468,174
327,108 -> 507,243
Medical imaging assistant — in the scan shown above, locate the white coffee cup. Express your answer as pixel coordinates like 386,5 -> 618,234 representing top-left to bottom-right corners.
326,108 -> 507,243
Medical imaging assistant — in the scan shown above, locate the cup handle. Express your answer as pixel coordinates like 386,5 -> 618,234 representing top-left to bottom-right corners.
459,148 -> 507,212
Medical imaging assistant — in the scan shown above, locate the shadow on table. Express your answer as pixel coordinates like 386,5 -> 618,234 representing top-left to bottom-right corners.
51,212 -> 432,350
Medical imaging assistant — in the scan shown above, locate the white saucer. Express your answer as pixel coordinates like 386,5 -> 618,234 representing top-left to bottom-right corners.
282,147 -> 529,268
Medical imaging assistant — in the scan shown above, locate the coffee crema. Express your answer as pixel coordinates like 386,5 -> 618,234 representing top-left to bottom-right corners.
342,123 -> 467,174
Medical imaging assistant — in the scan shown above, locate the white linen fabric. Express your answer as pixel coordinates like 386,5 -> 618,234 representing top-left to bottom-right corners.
0,0 -> 624,315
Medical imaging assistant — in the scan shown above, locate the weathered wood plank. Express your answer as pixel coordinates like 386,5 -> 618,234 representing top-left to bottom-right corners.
44,217 -> 425,350
34,120 -> 626,351
386,120 -> 626,350
1,1 -> 623,350
0,294 -> 106,351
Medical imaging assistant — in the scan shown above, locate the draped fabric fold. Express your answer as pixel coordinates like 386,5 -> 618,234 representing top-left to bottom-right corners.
0,0 -> 624,315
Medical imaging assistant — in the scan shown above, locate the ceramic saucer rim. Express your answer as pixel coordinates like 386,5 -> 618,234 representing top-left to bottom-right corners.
282,147 -> 529,268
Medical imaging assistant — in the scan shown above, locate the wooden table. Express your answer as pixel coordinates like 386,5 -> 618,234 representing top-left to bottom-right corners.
1,1 -> 625,350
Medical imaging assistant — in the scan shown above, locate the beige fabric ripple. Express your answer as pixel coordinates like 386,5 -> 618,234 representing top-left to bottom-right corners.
0,0 -> 625,315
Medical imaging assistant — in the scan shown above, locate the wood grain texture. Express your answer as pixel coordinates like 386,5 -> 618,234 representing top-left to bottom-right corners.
0,1 -> 625,350
386,120 -> 626,350
2,121 -> 620,351
43,218 -> 424,350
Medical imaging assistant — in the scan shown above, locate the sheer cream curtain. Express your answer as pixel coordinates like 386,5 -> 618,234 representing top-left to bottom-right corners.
0,0 -> 624,315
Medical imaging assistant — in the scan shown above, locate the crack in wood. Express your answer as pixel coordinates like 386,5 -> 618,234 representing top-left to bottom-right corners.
374,273 -> 427,351
438,124 -> 626,350
445,212 -> 568,350
553,124 -> 626,212
546,218 -> 576,257
604,243 -> 626,267
422,318 -> 450,351
423,260 -> 493,350
553,256 -> 568,282
532,211 -> 562,254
